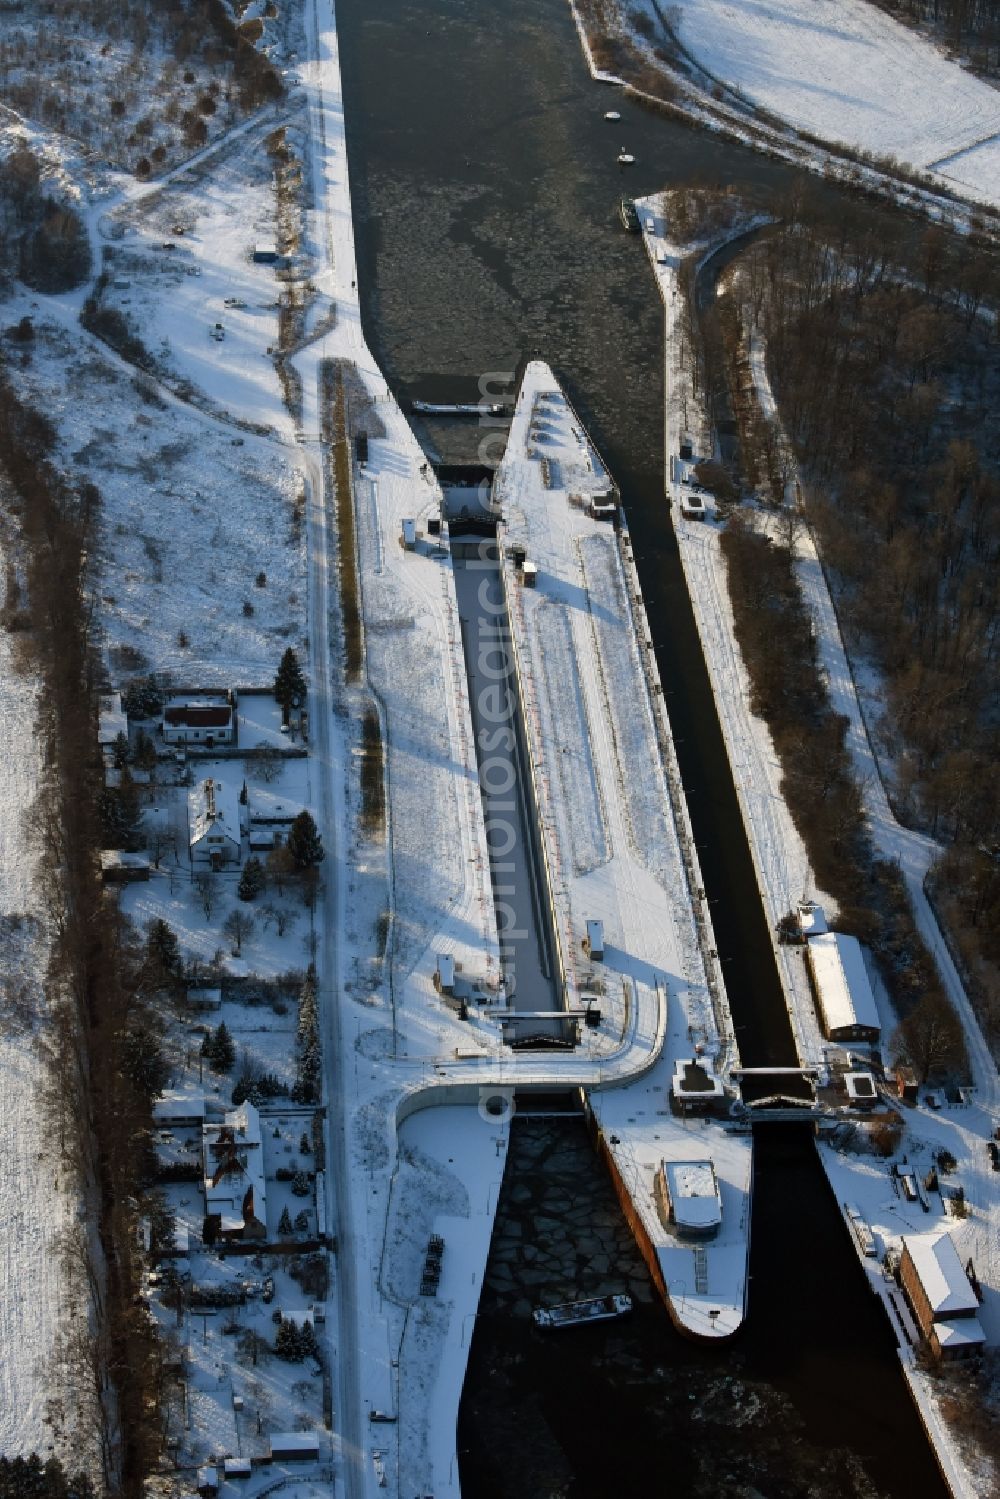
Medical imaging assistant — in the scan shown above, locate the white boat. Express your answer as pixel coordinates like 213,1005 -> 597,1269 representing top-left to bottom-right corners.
604,110 -> 621,121
533,1293 -> 632,1329
617,152 -> 635,165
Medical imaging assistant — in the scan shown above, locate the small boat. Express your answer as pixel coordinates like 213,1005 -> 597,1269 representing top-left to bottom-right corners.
619,196 -> 641,233
533,1293 -> 632,1330
410,400 -> 505,417
604,110 -> 621,121
617,152 -> 635,165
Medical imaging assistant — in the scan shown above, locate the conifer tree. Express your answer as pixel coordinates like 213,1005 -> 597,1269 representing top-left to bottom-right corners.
287,809 -> 324,870
274,647 -> 306,722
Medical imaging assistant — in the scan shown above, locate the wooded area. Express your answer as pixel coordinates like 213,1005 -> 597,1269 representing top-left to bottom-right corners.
719,189 -> 999,1054
872,0 -> 1000,72
0,360 -> 165,1492
0,0 -> 282,176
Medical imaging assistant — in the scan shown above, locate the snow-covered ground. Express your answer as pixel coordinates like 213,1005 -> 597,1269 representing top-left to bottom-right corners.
5,317 -> 303,683
636,0 -> 1000,209
0,546 -> 95,1463
99,115 -> 304,438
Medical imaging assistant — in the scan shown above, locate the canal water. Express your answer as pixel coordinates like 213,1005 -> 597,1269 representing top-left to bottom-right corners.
334,0 -> 949,1491
452,541 -> 565,1038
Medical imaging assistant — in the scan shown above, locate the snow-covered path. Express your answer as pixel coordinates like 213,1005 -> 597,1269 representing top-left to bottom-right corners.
649,0 -> 1000,210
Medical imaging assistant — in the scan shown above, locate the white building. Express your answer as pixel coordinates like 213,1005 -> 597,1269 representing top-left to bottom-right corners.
671,1056 -> 725,1113
269,1432 -> 319,1462
806,931 -> 880,1043
188,776 -> 242,868
203,1102 -> 267,1240
98,691 -> 127,751
655,1159 -> 723,1239
900,1232 -> 985,1361
163,693 -> 235,747
153,1092 -> 207,1128
797,901 -> 828,938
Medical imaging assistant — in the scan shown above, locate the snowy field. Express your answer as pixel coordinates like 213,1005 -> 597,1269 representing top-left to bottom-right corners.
641,0 -> 1000,208
0,552 -> 93,1462
103,119 -> 303,437
8,318 -> 303,684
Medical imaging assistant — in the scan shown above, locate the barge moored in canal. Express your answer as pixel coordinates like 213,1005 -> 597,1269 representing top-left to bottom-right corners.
533,1293 -> 633,1329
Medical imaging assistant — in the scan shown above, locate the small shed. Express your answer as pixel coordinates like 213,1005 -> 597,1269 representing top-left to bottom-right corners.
269,1431 -> 320,1463
196,1468 -> 218,1497
522,560 -> 538,587
586,920 -> 604,962
671,1056 -> 725,1114
402,518 -> 417,550
98,691 -> 127,749
222,1458 -> 252,1481
436,954 -> 456,995
844,1071 -> 878,1107
186,985 -> 223,1012
252,243 -> 280,263
589,494 -> 617,522
892,1065 -> 919,1103
798,901 -> 828,938
153,1093 -> 207,1128
100,850 -> 151,884
655,1158 -> 722,1239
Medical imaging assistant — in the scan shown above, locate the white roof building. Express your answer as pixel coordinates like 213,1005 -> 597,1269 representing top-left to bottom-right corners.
98,691 -> 127,747
671,1056 -> 725,1110
797,901 -> 828,937
657,1159 -> 723,1237
902,1234 -> 980,1318
153,1091 -> 207,1126
269,1431 -> 320,1461
203,1102 -> 267,1237
807,931 -> 880,1041
188,776 -> 242,866
933,1318 -> 986,1353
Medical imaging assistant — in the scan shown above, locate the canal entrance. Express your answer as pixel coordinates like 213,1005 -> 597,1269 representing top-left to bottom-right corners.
334,0 -> 949,1491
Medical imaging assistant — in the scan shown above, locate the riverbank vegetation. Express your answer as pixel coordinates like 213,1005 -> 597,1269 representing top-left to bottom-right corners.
868,0 -> 1000,79
0,360 -> 164,1492
704,189 -> 1000,1063
321,360 -> 363,680
0,145 -> 90,294
0,0 -> 282,176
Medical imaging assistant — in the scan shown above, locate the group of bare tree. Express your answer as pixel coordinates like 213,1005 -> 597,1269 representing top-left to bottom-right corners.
0,144 -> 90,294
870,0 -> 1000,72
737,195 -> 1000,1048
700,182 -> 1000,1061
0,359 -> 166,1493
0,0 -> 282,177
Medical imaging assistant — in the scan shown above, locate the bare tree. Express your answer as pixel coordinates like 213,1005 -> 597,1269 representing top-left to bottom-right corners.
223,907 -> 255,956
195,871 -> 216,921
892,991 -> 966,1083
